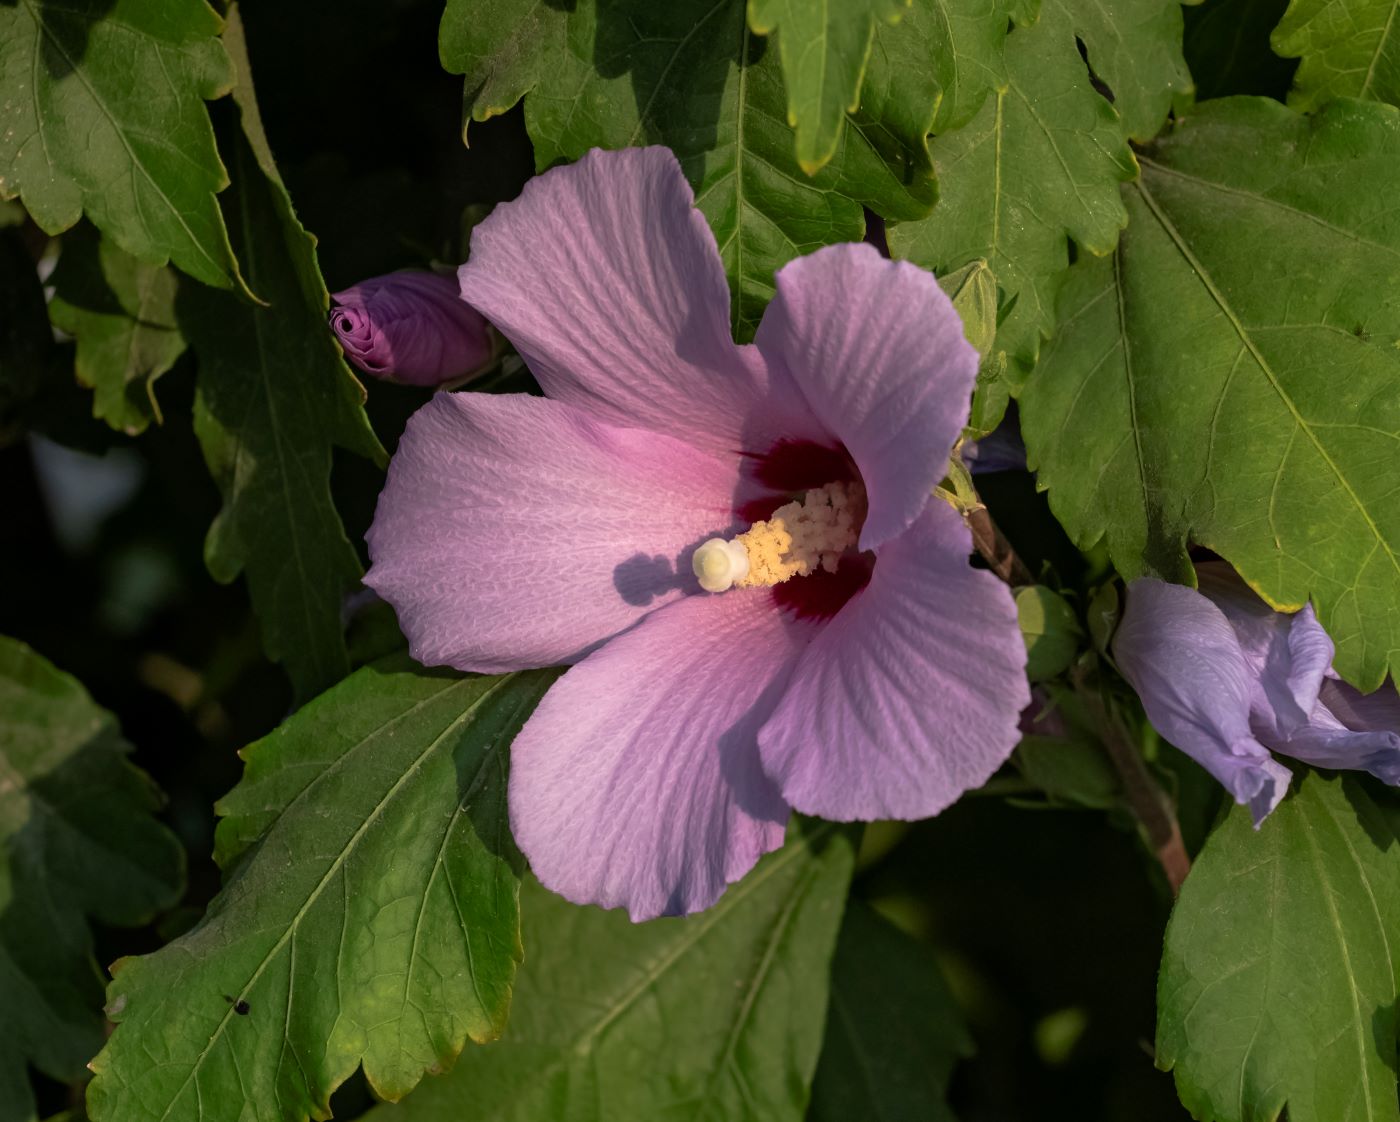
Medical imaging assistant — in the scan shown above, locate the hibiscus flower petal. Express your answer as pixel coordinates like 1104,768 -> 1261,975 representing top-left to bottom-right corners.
459,146 -> 819,457
754,243 -> 979,550
756,501 -> 1029,820
1277,678 -> 1400,783
1196,561 -> 1333,738
508,591 -> 808,920
1113,579 -> 1291,825
365,392 -> 746,672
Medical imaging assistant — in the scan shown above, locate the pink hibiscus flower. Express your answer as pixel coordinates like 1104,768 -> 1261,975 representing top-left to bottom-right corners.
365,147 -> 1030,920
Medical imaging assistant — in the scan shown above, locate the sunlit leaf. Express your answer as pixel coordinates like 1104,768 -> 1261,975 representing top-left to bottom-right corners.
1158,770 -> 1400,1122
366,821 -> 856,1122
1021,97 -> 1400,689
747,0 -> 909,174
442,0 -> 939,339
0,0 -> 245,292
87,658 -> 556,1122
0,637 -> 183,1122
1273,0 -> 1400,109
889,0 -> 1144,382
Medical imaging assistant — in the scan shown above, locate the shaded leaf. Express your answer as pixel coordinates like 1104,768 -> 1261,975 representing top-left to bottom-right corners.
747,0 -> 909,174
1013,734 -> 1121,809
1157,770 -> 1400,1122
889,0 -> 1141,382
184,5 -> 385,702
0,0 -> 245,292
809,901 -> 971,1122
442,0 -> 938,339
367,820 -> 856,1122
0,637 -> 183,1122
87,658 -> 556,1122
48,224 -> 185,435
1020,97 -> 1400,689
1273,0 -> 1400,110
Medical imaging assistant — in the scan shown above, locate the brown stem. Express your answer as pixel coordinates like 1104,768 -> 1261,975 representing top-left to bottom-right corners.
966,505 -> 1034,587
1078,681 -> 1191,895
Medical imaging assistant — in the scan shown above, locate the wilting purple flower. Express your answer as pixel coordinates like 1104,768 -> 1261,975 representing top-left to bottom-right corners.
1113,562 -> 1400,824
365,147 -> 1030,919
330,271 -> 493,386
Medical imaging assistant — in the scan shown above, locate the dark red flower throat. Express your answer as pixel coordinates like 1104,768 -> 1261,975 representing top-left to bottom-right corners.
740,439 -> 873,621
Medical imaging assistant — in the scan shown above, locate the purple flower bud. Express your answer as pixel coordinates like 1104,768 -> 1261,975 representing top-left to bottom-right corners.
329,271 -> 493,387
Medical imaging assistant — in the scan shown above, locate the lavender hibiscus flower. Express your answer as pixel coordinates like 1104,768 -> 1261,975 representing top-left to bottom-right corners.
364,147 -> 1030,919
1114,561 -> 1400,824
330,271 -> 493,386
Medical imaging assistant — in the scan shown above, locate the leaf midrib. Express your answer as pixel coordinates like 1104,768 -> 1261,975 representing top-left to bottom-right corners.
21,0 -> 224,280
150,674 -> 519,1122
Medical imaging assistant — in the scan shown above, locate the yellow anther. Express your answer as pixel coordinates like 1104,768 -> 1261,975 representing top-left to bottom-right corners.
693,481 -> 865,593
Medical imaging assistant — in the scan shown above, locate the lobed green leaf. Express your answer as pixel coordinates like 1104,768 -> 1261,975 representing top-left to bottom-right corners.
367,820 -> 856,1122
48,224 -> 186,435
1021,96 -> 1400,689
1158,770 -> 1400,1122
1273,0 -> 1400,110
0,0 -> 246,293
87,658 -> 556,1122
747,0 -> 910,174
442,0 -> 939,340
889,0 -> 1143,384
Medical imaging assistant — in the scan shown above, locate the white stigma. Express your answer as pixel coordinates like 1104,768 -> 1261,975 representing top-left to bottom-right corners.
692,538 -> 751,593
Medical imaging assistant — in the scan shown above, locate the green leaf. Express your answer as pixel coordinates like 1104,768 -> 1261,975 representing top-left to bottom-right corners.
0,637 -> 183,1122
365,820 -> 856,1122
809,901 -> 971,1122
86,658 -> 556,1122
746,0 -> 909,174
48,224 -> 186,435
914,0 -> 1024,135
889,0 -> 1139,382
1157,770 -> 1400,1122
184,5 -> 385,702
1020,97 -> 1400,689
442,0 -> 938,339
0,0 -> 246,293
1273,0 -> 1400,110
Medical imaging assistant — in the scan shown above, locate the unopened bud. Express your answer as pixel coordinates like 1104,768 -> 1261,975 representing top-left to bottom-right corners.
329,271 -> 493,387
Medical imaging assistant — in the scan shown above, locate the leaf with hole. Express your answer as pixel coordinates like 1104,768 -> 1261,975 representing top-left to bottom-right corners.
1021,97 -> 1400,690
